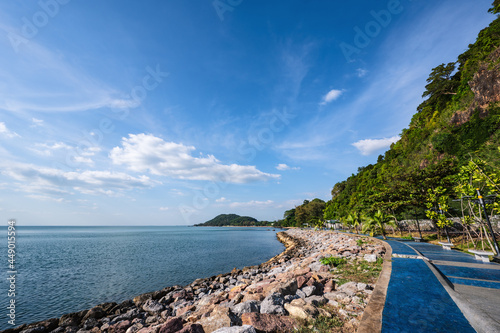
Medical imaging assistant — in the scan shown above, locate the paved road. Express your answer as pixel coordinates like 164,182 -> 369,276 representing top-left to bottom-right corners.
381,239 -> 500,333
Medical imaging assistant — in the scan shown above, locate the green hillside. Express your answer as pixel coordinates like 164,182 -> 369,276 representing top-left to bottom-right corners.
276,3 -> 500,229
194,214 -> 260,227
323,7 -> 500,222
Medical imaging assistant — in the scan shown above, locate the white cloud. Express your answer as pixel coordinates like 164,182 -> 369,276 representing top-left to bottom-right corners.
276,163 -> 300,171
159,207 -> 170,211
1,162 -> 156,198
216,197 -> 229,203
0,122 -> 19,138
356,68 -> 368,78
320,89 -> 344,105
31,118 -> 44,127
110,134 -> 280,184
229,200 -> 274,208
352,136 -> 400,156
0,34 -> 135,114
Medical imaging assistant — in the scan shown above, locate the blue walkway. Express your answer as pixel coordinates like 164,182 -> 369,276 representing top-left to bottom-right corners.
382,258 -> 475,332
381,239 -> 500,332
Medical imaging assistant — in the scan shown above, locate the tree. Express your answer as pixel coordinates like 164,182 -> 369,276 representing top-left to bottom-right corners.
489,0 -> 500,14
345,212 -> 363,234
422,62 -> 458,99
362,210 -> 396,240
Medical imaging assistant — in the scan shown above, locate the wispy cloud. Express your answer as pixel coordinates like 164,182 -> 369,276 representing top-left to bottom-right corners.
352,136 -> 400,156
0,122 -> 20,138
0,31 -> 133,114
356,68 -> 368,78
229,200 -> 274,208
1,162 -> 156,199
320,89 -> 344,105
110,134 -> 281,184
276,163 -> 300,171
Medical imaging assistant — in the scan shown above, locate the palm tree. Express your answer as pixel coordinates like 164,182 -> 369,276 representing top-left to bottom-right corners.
345,212 -> 363,234
362,210 -> 397,240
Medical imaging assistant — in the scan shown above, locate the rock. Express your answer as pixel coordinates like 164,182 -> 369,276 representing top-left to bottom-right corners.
241,313 -> 296,333
324,291 -> 348,301
20,327 -> 46,333
133,293 -> 154,307
323,280 -> 335,293
212,326 -> 257,333
301,286 -> 317,297
283,294 -> 300,303
259,293 -> 287,316
304,296 -> 327,307
83,318 -> 99,330
364,254 -> 377,262
231,301 -> 260,316
196,307 -> 239,332
159,317 -> 185,333
59,311 -> 88,327
337,282 -> 358,296
177,324 -> 205,333
143,300 -> 165,314
356,283 -> 367,291
284,301 -> 319,320
271,279 -> 297,296
308,262 -> 323,272
296,275 -> 307,289
109,320 -> 132,333
126,323 -> 144,333
82,306 -> 106,322
295,289 -> 306,299
177,305 -> 196,317
137,325 -> 161,333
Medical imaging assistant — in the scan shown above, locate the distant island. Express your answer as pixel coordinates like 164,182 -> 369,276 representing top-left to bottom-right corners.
194,214 -> 274,227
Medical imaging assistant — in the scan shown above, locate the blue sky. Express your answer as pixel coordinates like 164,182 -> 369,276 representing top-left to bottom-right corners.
0,0 -> 494,225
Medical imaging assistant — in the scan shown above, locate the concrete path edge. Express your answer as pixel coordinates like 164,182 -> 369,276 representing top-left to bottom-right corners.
357,239 -> 392,333
424,259 -> 500,333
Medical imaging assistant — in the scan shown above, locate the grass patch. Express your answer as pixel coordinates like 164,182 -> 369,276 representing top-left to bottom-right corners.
320,256 -> 347,267
295,306 -> 347,333
399,235 -> 414,240
331,257 -> 383,285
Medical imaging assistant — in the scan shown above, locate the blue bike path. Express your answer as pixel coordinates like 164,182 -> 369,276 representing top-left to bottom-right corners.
381,240 -> 476,332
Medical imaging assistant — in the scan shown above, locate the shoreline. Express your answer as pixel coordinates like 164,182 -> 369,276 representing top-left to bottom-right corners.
6,230 -> 386,333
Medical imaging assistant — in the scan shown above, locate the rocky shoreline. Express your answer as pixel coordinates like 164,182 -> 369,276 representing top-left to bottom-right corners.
6,230 -> 386,333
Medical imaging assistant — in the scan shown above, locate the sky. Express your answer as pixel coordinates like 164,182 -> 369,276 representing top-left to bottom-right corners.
0,0 -> 495,226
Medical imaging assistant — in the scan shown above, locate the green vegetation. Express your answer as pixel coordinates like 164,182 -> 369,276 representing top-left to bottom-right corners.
295,307 -> 344,333
332,258 -> 384,286
194,214 -> 265,227
277,199 -> 326,228
320,256 -> 347,267
274,6 -> 500,245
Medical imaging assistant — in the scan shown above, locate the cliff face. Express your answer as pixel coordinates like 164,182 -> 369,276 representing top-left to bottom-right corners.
470,46 -> 500,109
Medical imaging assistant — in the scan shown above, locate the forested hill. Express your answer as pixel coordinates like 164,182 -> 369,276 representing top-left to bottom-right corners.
194,214 -> 260,226
323,4 -> 500,221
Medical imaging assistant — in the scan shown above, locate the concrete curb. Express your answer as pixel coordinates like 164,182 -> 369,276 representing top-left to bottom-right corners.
357,239 -> 392,333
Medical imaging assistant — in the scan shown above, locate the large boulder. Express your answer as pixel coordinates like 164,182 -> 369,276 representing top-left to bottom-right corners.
142,300 -> 165,315
241,313 -> 296,333
259,293 -> 286,316
231,301 -> 260,317
159,317 -> 185,333
196,307 -> 240,333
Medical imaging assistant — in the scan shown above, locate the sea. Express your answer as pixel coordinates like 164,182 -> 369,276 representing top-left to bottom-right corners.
0,226 -> 285,330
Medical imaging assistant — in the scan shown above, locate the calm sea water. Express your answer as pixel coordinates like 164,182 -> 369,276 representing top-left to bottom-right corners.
0,226 -> 284,330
